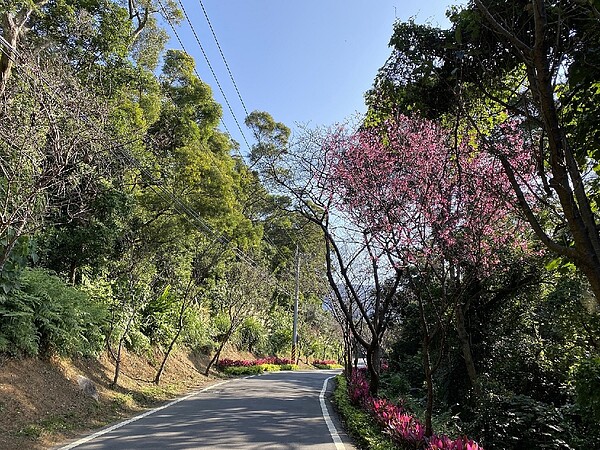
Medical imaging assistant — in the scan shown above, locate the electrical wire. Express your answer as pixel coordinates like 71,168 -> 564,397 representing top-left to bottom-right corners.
160,0 -> 252,159
196,0 -> 249,118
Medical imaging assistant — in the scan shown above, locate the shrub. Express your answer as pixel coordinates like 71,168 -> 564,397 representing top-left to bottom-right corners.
258,363 -> 280,372
348,369 -> 483,450
223,365 -> 263,376
332,375 -> 398,450
575,357 -> 600,421
0,268 -> 106,357
236,316 -> 266,353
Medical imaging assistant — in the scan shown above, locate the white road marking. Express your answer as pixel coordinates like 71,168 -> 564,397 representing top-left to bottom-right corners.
57,381 -> 229,449
320,376 -> 346,450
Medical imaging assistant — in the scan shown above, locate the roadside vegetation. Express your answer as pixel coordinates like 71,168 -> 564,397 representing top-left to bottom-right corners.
2,1 -> 600,449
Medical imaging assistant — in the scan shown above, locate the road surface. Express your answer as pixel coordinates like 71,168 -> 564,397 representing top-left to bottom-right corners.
57,370 -> 356,450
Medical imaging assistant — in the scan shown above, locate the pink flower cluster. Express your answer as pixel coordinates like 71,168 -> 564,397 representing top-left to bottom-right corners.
217,356 -> 293,369
348,369 -> 483,450
371,397 -> 425,444
313,359 -> 338,365
324,115 -> 538,277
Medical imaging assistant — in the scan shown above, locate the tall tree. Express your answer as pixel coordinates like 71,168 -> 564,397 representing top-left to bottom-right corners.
250,115 -> 402,395
324,113 -> 536,433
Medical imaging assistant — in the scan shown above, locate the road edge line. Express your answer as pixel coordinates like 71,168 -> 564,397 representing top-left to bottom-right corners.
320,376 -> 346,450
57,380 -> 229,449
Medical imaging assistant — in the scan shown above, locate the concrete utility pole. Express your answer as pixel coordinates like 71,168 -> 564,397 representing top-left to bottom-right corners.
291,244 -> 300,363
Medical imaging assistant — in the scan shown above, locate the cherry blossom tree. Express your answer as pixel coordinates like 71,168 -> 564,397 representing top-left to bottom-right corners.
324,113 -> 538,435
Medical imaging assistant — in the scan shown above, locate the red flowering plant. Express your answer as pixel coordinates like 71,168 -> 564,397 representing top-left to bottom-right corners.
216,357 -> 295,371
348,368 -> 371,406
216,358 -> 257,369
347,369 -> 483,450
313,359 -> 337,365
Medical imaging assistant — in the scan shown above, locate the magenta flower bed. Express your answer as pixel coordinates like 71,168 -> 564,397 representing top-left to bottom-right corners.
217,356 -> 293,369
348,369 -> 483,450
313,359 -> 338,365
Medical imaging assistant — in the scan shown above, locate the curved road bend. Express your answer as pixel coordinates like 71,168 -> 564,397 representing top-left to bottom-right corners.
57,370 -> 356,450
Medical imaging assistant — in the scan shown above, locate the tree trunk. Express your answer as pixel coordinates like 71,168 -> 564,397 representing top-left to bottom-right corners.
204,327 -> 233,376
417,291 -> 435,437
110,308 -> 136,388
455,302 -> 480,397
0,6 -> 40,98
366,343 -> 380,396
422,338 -> 434,438
155,296 -> 190,385
154,327 -> 182,385
111,339 -> 124,387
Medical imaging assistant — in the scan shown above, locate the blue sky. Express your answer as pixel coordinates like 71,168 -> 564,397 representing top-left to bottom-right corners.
165,1 -> 460,158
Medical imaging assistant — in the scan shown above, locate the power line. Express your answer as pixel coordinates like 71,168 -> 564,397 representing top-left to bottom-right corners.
196,0 -> 249,118
160,0 -> 252,159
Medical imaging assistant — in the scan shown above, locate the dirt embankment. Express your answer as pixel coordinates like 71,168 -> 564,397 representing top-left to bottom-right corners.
0,346 -> 250,449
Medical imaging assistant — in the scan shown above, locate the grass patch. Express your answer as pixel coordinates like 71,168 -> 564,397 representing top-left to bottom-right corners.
332,374 -> 399,450
17,424 -> 42,439
131,384 -> 179,405
111,392 -> 135,410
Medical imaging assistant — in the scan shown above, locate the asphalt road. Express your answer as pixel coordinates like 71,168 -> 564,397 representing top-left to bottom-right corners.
57,370 -> 356,450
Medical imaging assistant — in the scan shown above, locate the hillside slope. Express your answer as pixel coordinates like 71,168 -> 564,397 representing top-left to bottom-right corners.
0,348 -> 244,449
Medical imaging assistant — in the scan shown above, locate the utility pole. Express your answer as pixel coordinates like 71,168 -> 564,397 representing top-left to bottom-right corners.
291,244 -> 300,363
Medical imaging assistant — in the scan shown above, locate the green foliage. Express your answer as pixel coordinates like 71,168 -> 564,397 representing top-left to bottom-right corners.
0,268 -> 106,357
245,110 -> 291,163
0,0 -> 341,393
265,306 -> 293,355
124,327 -> 152,356
39,184 -> 131,282
140,285 -> 178,347
211,312 -> 231,343
0,234 -> 36,294
332,375 -> 399,450
223,365 -> 264,376
467,381 -> 587,450
181,303 -> 213,352
235,316 -> 266,353
575,357 -> 600,421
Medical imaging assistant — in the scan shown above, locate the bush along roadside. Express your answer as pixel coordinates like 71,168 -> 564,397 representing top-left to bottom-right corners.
312,359 -> 344,370
333,374 -> 400,450
345,369 -> 483,450
217,357 -> 298,375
